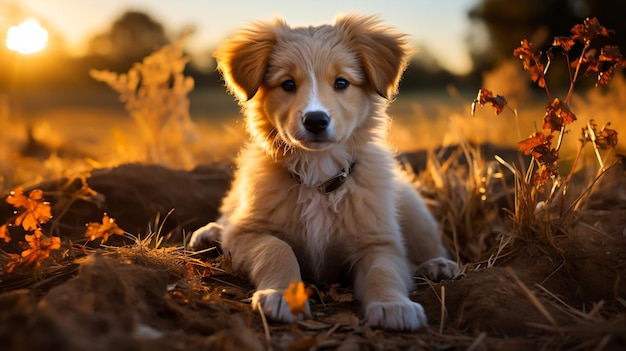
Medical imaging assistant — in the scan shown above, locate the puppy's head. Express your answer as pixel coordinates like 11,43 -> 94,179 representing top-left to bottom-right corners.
214,14 -> 410,153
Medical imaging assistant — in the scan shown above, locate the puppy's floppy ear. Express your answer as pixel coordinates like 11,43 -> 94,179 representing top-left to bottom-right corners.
214,20 -> 284,101
336,14 -> 411,99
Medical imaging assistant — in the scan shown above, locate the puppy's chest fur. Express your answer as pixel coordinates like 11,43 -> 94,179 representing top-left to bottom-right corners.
265,153 -> 358,282
226,146 -> 397,284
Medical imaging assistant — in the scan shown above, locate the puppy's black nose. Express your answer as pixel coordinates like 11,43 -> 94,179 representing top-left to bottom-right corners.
302,111 -> 330,134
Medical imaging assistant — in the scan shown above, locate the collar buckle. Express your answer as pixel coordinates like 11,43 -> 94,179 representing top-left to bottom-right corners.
291,162 -> 356,194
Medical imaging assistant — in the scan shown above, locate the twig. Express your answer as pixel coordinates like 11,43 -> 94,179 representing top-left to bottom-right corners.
506,267 -> 559,329
586,121 -> 606,170
320,324 -> 340,340
487,233 -> 512,268
534,284 -> 588,320
588,300 -> 605,319
592,334 -> 612,351
448,212 -> 461,267
257,303 -> 272,350
466,332 -> 487,351
511,107 -> 522,148
565,42 -> 589,104
566,161 -> 620,214
554,125 -> 566,153
439,285 -> 446,334
153,208 -> 175,249
560,139 -> 585,217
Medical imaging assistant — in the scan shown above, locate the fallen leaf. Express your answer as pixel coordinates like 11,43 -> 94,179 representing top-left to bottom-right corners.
6,188 -> 52,231
85,213 -> 125,243
328,284 -> 354,303
283,280 -> 311,317
3,253 -> 23,274
297,320 -> 331,331
0,224 -> 10,243
326,311 -> 360,327
20,229 -> 61,268
5,187 -> 28,208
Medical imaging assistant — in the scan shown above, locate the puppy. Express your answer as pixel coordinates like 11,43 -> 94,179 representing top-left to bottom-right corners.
190,14 -> 457,331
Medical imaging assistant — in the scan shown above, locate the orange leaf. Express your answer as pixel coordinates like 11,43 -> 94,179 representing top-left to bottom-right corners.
596,124 -> 619,150
513,39 -> 539,66
543,98 -> 577,133
597,68 -> 614,86
570,17 -> 612,44
599,45 -> 624,63
3,253 -> 23,274
553,36 -> 575,52
85,213 -> 125,243
514,39 -> 546,88
532,144 -> 558,165
533,164 -> 555,187
518,132 -> 558,166
471,88 -> 508,116
6,188 -> 52,231
283,280 -> 311,316
21,230 -> 43,264
528,65 -> 546,88
6,187 -> 28,208
0,224 -> 10,243
518,132 -> 550,155
594,46 -> 625,86
20,229 -> 61,268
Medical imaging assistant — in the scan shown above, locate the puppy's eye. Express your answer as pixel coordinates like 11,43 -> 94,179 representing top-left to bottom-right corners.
281,80 -> 296,92
334,78 -> 350,91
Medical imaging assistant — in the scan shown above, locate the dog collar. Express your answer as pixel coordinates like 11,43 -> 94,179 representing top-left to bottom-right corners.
291,162 -> 356,194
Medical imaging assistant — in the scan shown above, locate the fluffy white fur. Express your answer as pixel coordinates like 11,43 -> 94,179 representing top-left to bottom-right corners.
190,14 -> 457,331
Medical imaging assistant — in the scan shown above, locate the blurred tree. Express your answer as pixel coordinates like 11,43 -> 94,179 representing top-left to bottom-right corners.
401,46 -> 461,90
467,0 -> 626,74
87,11 -> 169,69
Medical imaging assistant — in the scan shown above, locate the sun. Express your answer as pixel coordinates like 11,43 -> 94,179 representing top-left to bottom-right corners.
6,18 -> 49,54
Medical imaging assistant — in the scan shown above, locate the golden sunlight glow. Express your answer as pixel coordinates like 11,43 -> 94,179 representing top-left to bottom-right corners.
6,18 -> 49,54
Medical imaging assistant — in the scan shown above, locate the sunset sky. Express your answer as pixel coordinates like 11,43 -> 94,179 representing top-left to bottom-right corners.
12,0 -> 480,74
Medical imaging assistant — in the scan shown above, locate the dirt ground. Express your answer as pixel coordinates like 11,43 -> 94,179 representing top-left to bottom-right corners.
0,146 -> 625,351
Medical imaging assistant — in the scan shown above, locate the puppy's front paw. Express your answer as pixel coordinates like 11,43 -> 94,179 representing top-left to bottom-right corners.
415,257 -> 459,282
188,222 -> 222,250
252,289 -> 311,323
365,299 -> 427,331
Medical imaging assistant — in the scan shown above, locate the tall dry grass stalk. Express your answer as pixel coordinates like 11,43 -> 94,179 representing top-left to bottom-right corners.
414,140 -> 509,262
90,33 -> 197,168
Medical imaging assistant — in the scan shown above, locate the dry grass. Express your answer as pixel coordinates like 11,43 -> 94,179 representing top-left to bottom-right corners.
90,33 -> 198,169
1,168 -> 624,350
1,22 -> 625,350
411,141 -> 510,262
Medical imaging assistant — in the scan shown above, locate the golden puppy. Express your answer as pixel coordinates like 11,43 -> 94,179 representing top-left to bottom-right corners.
190,14 -> 457,331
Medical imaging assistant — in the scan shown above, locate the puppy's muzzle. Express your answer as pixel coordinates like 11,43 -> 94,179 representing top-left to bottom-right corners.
302,111 -> 330,135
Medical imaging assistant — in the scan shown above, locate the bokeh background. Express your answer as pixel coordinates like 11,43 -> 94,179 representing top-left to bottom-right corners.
1,0 -> 625,188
